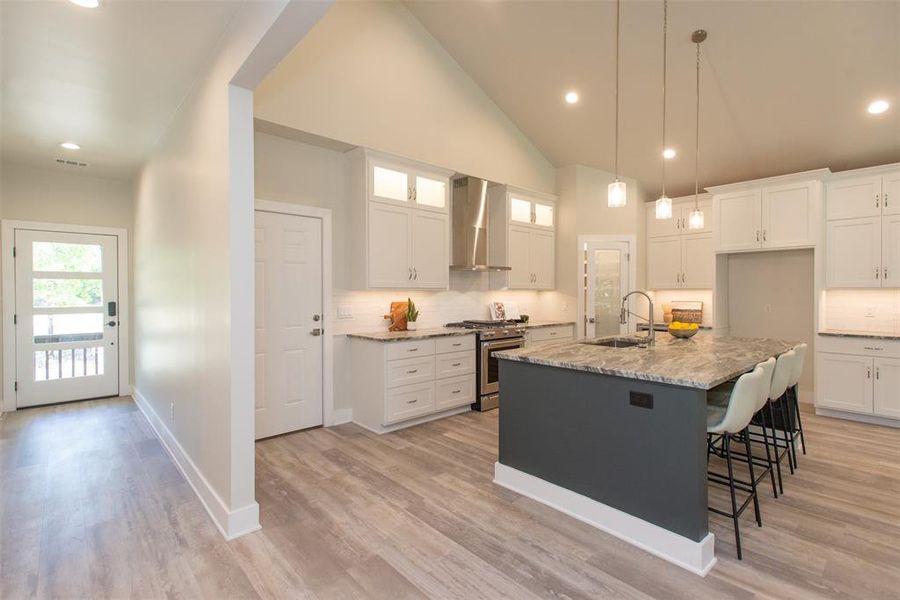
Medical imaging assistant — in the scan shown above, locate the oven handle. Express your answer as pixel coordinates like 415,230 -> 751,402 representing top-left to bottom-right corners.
482,338 -> 526,352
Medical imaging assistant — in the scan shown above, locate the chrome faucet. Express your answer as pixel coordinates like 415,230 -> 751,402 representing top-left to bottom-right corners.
620,291 -> 655,346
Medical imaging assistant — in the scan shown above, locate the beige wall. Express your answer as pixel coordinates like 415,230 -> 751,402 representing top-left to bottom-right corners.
0,162 -> 135,410
254,0 -> 556,195
727,249 -> 815,399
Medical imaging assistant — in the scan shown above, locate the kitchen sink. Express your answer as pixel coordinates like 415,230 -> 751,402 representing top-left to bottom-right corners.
583,337 -> 648,348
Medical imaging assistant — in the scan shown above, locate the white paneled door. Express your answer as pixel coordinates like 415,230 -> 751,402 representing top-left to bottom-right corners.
14,229 -> 119,407
255,211 -> 324,439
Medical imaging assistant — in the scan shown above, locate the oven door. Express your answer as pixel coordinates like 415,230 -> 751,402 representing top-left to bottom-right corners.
480,338 -> 525,395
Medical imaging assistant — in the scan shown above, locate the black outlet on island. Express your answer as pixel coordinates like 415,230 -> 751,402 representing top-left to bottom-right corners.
629,391 -> 654,410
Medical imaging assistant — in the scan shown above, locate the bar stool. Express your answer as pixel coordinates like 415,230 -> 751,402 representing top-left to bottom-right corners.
709,357 -> 779,497
767,350 -> 797,476
706,364 -> 766,560
786,343 -> 808,462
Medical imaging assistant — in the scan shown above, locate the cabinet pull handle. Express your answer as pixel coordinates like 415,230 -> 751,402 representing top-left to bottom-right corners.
406,399 -> 418,404
451,362 -> 461,367
413,267 -> 418,280
876,267 -> 880,280
867,367 -> 871,379
452,389 -> 461,394
413,187 -> 417,201
876,368 -> 880,380
756,230 -> 760,242
406,369 -> 418,374
885,193 -> 888,207
682,272 -> 686,283
876,194 -> 880,208
762,230 -> 767,242
408,268 -> 412,280
884,267 -> 888,280
407,348 -> 418,352
452,342 -> 462,347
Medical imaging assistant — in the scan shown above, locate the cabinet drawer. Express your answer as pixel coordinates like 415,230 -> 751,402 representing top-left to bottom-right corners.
436,334 -> 475,354
386,356 -> 435,388
387,339 -> 436,361
529,325 -> 574,343
435,350 -> 475,378
817,335 -> 900,358
435,374 -> 475,411
385,382 -> 435,424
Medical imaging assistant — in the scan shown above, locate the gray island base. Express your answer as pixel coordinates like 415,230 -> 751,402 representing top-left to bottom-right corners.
493,334 -> 795,576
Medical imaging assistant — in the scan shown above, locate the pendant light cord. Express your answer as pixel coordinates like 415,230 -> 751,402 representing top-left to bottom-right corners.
614,0 -> 620,180
694,36 -> 701,210
660,0 -> 668,198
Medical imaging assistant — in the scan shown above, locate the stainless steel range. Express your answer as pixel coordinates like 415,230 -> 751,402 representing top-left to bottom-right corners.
445,320 -> 526,411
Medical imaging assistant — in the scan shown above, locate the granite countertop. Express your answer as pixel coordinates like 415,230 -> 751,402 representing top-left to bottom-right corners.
495,332 -> 797,390
346,320 -> 575,342
818,329 -> 900,341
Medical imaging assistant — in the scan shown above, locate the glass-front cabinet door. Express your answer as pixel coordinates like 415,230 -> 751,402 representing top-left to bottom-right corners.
372,163 -> 411,205
508,191 -> 554,229
413,173 -> 447,211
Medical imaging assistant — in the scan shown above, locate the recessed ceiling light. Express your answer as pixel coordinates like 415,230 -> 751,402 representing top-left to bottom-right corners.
565,91 -> 579,104
60,142 -> 81,150
662,148 -> 676,159
69,0 -> 100,7
868,100 -> 890,114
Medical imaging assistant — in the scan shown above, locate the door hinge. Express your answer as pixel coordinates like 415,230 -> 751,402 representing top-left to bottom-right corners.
14,381 -> 18,392
13,314 -> 16,325
12,246 -> 16,258
626,253 -> 631,262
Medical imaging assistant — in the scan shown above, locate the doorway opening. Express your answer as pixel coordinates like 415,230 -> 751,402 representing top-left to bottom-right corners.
577,235 -> 637,339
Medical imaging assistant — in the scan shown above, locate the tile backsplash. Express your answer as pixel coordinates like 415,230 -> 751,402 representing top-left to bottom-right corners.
330,272 -> 565,335
821,289 -> 900,334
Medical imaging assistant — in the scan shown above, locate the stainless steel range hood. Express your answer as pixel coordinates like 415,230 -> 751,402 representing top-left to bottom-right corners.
450,176 -> 511,271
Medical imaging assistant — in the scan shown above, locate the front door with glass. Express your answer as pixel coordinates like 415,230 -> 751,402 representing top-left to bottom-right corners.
14,229 -> 119,407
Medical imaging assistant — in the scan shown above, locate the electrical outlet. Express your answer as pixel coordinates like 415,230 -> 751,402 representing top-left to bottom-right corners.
865,306 -> 876,318
337,304 -> 353,319
764,303 -> 773,314
169,401 -> 175,421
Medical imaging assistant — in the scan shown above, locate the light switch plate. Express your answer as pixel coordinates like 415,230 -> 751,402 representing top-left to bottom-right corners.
337,304 -> 353,319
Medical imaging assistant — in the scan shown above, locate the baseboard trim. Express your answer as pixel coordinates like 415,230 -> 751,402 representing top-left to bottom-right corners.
330,407 -> 353,425
353,405 -> 470,435
133,387 -> 261,540
815,407 -> 900,428
494,462 -> 717,577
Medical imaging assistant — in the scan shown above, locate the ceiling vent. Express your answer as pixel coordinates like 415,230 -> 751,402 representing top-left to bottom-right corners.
55,158 -> 89,168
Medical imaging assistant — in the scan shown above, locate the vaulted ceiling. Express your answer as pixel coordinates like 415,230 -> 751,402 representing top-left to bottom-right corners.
0,0 -> 241,179
405,0 -> 900,198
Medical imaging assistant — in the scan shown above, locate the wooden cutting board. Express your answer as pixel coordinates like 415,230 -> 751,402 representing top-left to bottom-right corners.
386,301 -> 409,331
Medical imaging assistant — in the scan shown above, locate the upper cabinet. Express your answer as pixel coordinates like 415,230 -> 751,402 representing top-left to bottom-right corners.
350,148 -> 452,290
489,186 -> 557,290
645,195 -> 714,290
825,167 -> 900,288
711,174 -> 824,253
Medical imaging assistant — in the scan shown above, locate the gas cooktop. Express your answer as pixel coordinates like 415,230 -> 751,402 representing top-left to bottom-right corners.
445,319 -> 523,329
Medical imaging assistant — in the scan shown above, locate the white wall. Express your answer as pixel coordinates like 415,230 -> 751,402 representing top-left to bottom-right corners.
254,131 -> 558,410
555,164 -> 648,324
254,0 -> 556,195
0,162 -> 135,409
131,1 -> 302,538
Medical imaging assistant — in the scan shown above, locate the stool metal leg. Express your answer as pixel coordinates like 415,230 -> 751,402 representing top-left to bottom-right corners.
792,384 -> 807,455
743,428 -> 762,527
779,398 -> 795,474
758,409 -> 778,498
724,434 -> 742,560
767,400 -> 785,494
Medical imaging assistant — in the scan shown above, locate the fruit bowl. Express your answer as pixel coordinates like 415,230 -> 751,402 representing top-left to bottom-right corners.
668,322 -> 700,339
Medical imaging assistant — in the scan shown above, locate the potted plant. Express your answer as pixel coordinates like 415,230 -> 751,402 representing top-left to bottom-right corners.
406,297 -> 419,330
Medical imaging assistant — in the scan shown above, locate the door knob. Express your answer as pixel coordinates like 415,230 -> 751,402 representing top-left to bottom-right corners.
313,314 -> 321,321
310,328 -> 322,336
588,317 -> 596,323
107,321 -> 117,327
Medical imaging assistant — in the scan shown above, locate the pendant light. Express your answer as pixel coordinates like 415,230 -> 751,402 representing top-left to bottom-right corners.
687,29 -> 707,230
607,0 -> 627,208
654,0 -> 672,220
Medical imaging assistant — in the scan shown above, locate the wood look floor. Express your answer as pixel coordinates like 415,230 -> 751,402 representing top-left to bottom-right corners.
2,397 -> 899,599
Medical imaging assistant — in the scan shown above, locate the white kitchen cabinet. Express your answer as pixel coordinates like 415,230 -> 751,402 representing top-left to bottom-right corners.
350,148 -> 452,290
816,352 -> 874,414
815,336 -> 900,423
647,233 -> 713,290
884,171 -> 900,216
714,189 -> 762,252
351,334 -> 477,433
825,175 -> 882,220
826,217 -> 882,288
710,175 -> 823,253
882,214 -> 900,285
489,185 -> 557,290
525,324 -> 575,346
874,357 -> 900,419
647,195 -> 712,238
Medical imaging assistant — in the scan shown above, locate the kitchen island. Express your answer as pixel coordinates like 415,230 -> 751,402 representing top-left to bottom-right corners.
493,333 -> 795,575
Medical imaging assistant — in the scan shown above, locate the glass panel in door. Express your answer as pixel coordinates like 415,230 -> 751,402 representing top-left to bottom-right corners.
415,175 -> 446,209
510,197 -> 532,224
373,165 -> 410,203
592,249 -> 623,336
534,203 -> 554,227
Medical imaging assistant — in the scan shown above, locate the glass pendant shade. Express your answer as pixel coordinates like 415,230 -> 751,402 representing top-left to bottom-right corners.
688,209 -> 705,229
608,180 -> 627,208
655,195 -> 672,219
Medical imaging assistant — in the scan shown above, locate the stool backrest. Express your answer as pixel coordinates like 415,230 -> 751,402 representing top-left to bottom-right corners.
788,343 -> 807,388
755,357 -> 777,412
769,349 -> 796,401
717,365 -> 766,434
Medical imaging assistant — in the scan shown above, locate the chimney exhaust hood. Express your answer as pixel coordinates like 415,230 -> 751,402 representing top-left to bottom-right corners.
449,176 -> 511,272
